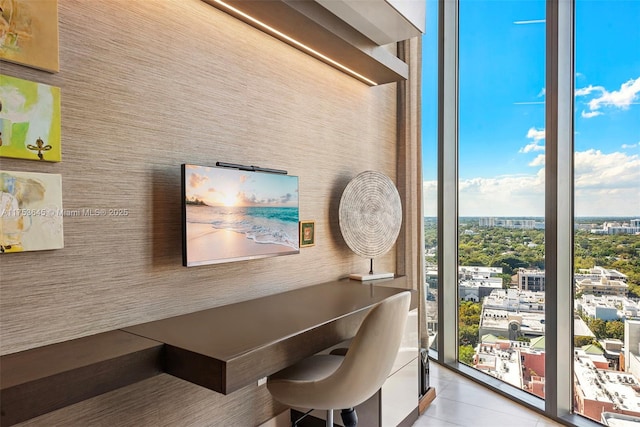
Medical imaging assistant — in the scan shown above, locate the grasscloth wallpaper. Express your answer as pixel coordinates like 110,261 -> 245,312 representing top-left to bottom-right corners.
0,0 -> 404,424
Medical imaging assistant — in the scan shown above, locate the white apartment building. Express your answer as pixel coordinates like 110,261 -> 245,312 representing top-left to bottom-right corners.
576,277 -> 629,297
480,289 -> 596,341
590,220 -> 640,235
459,265 -> 503,280
458,266 -> 504,301
483,288 -> 545,311
514,266 -> 630,295
576,266 -> 628,283
576,294 -> 638,320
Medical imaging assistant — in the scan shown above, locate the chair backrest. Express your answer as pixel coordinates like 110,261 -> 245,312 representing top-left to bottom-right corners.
318,291 -> 411,408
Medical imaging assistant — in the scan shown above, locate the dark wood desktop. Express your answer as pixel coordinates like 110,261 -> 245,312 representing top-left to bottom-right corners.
1,277 -> 413,425
123,278 -> 412,394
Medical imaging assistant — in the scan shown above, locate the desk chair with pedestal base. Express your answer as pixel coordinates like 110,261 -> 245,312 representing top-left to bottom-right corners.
267,291 -> 411,427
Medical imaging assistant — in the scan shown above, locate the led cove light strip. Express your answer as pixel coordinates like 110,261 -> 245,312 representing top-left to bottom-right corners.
213,0 -> 378,86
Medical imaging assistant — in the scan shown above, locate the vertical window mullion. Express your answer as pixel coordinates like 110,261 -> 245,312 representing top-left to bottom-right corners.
545,0 -> 575,420
437,0 -> 459,365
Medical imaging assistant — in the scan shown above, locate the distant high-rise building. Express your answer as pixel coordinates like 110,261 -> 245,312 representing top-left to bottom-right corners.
518,268 -> 546,292
479,217 -> 544,229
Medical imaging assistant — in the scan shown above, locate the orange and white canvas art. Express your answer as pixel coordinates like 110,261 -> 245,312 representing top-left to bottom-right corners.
0,0 -> 59,72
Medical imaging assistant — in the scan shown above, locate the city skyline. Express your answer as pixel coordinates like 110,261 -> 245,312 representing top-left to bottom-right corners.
421,0 -> 640,217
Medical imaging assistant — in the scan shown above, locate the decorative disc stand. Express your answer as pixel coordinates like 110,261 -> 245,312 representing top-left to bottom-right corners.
338,170 -> 402,281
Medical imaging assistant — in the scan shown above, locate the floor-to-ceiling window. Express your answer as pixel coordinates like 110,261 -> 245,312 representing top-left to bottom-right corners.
572,0 -> 640,423
423,0 -> 639,425
457,0 -> 546,398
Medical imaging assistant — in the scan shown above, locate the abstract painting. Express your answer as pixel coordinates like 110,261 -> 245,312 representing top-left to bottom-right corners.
0,74 -> 61,162
0,170 -> 64,253
0,0 -> 59,72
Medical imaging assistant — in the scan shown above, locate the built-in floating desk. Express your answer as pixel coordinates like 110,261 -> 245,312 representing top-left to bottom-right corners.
123,278 -> 413,394
0,330 -> 164,426
1,277 -> 414,425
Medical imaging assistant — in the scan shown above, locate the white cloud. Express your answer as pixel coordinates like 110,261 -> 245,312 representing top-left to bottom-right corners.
519,127 -> 545,153
621,143 -> 638,149
423,150 -> 640,217
576,77 -> 640,111
574,149 -> 640,216
520,142 -> 544,153
517,79 -> 639,119
581,110 -> 602,118
574,149 -> 640,188
461,172 -> 545,216
422,173 -> 545,217
575,85 -> 604,97
529,154 -> 545,167
527,127 -> 545,142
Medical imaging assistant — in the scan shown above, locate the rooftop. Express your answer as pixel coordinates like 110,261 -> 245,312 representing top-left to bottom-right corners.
480,308 -> 546,335
475,338 -> 525,388
574,355 -> 640,413
483,289 -> 546,311
601,412 -> 640,426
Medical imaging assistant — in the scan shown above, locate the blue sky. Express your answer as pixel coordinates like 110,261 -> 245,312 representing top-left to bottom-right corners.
422,0 -> 640,217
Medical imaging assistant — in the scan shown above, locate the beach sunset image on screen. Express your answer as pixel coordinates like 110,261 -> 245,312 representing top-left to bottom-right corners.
182,164 -> 299,267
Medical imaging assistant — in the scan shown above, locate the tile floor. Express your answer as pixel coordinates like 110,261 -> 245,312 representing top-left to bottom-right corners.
414,362 -> 563,427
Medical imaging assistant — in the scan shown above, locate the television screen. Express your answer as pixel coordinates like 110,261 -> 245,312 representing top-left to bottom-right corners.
182,164 -> 299,267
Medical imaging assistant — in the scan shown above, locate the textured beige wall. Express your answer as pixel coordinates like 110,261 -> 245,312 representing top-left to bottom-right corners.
0,0 -> 401,425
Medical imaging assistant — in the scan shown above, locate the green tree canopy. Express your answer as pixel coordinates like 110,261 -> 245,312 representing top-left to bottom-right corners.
459,345 -> 475,366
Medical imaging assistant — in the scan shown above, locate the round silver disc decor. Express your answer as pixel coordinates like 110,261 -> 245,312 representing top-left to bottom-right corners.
338,171 -> 402,260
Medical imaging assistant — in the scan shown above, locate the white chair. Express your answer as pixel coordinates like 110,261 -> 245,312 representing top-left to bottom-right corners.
267,291 -> 411,426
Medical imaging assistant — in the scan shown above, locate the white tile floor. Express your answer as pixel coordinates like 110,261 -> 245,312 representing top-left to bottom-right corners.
414,362 -> 564,427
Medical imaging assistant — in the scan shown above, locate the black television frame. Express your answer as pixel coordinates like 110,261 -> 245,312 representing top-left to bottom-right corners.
181,164 -> 300,267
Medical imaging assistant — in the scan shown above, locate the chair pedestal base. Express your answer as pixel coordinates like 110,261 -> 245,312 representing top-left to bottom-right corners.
291,393 -> 377,426
325,410 -> 333,427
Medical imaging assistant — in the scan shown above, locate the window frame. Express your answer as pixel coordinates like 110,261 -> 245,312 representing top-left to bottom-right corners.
431,1 -> 603,425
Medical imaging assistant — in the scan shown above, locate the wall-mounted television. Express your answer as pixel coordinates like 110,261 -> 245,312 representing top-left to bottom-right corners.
182,164 -> 299,267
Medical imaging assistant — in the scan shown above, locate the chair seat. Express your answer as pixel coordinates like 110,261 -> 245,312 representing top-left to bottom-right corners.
268,355 -> 346,409
270,354 -> 344,383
